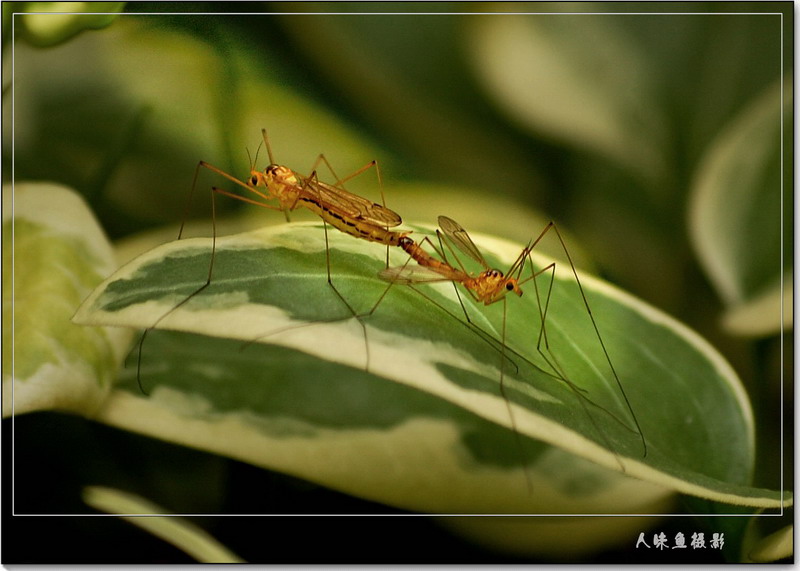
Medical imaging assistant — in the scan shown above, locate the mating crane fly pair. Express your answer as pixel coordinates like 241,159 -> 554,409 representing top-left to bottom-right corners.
137,129 -> 647,472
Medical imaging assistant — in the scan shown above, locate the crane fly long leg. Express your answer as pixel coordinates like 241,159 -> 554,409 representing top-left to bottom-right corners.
291,144 -> 396,371
135,179 -> 226,394
136,180 -> 293,393
261,144 -> 397,230
437,219 -> 532,489
440,222 -> 532,489
137,132 -> 404,393
379,225 -> 536,489
198,160 -> 293,227
381,216 -> 647,483
327,157 -> 391,268
179,159 -> 273,241
210,186 -> 287,211
302,168 -> 373,371
519,222 -> 647,458
441,218 -> 644,455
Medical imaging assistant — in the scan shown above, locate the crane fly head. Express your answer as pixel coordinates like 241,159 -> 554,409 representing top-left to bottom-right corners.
505,276 -> 523,297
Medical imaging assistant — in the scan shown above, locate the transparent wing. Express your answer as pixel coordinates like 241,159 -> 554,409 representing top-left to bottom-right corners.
297,173 -> 402,228
437,215 -> 489,267
378,265 -> 457,285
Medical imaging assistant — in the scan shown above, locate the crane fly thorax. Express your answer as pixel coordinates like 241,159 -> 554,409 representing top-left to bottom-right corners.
256,165 -> 300,203
472,269 -> 523,304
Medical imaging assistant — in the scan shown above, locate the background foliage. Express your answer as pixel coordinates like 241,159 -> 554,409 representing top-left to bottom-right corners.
3,1 -> 792,564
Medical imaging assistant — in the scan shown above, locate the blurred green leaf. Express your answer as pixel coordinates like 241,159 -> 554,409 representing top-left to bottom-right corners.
688,78 -> 791,336
2,182 -> 131,416
383,181 -> 594,269
74,222 -> 788,512
721,275 -> 792,337
11,2 -> 125,48
746,523 -> 793,562
274,9 -> 549,202
8,17 -> 395,234
468,12 -> 667,186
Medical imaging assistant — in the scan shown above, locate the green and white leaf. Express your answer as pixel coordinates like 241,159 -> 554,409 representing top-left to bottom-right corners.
74,222 -> 790,513
689,78 -> 791,337
3,182 -> 131,416
721,274 -> 792,337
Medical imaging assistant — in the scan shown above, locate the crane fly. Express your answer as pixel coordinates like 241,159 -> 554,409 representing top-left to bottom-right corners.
135,130 -> 409,393
192,129 -> 406,244
379,216 -> 647,476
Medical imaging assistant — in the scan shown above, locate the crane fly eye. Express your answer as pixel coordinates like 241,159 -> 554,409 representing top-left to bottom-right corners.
249,175 -> 259,185
506,282 -> 515,291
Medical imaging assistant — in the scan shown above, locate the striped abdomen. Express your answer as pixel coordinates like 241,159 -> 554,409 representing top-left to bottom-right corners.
301,197 -> 408,246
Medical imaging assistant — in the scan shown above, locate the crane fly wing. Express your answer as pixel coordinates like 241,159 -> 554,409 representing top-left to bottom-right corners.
437,216 -> 489,268
378,265 -> 457,285
297,174 -> 402,228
